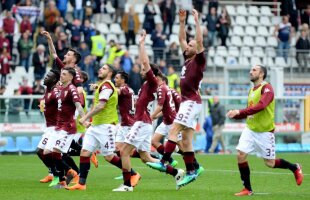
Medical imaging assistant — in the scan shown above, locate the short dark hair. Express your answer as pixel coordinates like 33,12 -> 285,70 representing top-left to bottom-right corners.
63,67 -> 76,78
162,76 -> 168,84
0,85 -> 6,90
68,48 -> 81,64
117,71 -> 129,84
150,63 -> 161,76
106,64 -> 117,78
258,65 -> 267,80
50,69 -> 60,81
81,71 -> 89,83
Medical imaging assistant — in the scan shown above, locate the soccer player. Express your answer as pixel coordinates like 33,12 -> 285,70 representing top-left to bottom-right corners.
67,64 -> 137,190
113,30 -> 180,192
226,65 -> 304,196
114,71 -> 136,156
41,31 -> 85,103
36,69 -> 60,184
52,67 -> 86,189
150,74 -> 179,167
147,9 -> 206,189
63,71 -> 90,185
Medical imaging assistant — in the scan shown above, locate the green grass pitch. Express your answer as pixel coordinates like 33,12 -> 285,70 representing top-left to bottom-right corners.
0,153 -> 309,200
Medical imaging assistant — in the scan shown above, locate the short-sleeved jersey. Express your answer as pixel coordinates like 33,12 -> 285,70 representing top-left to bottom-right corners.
118,85 -> 135,126
170,89 -> 181,112
55,83 -> 81,134
157,83 -> 177,125
43,86 -> 59,127
180,52 -> 206,103
55,57 -> 83,87
134,69 -> 158,124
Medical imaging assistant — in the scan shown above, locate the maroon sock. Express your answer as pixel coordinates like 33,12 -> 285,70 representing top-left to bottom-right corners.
79,156 -> 91,185
238,161 -> 252,191
166,165 -> 178,176
109,155 -> 122,169
52,152 -> 65,181
157,145 -> 165,155
274,158 -> 297,172
161,140 -> 176,163
131,149 -> 140,158
183,152 -> 195,173
122,168 -> 132,187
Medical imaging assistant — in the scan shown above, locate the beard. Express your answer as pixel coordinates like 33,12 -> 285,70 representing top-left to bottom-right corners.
250,76 -> 259,82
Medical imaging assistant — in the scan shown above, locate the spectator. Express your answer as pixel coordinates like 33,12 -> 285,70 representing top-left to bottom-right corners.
0,47 -> 11,86
78,42 -> 91,62
113,0 -> 126,23
31,79 -> 45,110
34,24 -> 49,48
274,15 -> 293,61
202,26 -> 209,48
84,0 -> 94,20
70,0 -> 85,21
281,0 -> 298,31
90,30 -> 106,63
151,23 -> 166,63
19,15 -> 32,34
32,45 -> 49,81
67,19 -> 82,48
208,0 -> 218,12
166,42 -> 179,66
80,55 -> 95,86
0,29 -> 11,53
166,65 -> 179,90
218,7 -> 231,46
107,40 -> 125,65
44,0 -> 60,32
120,51 -> 133,74
159,59 -> 168,75
209,96 -> 226,153
193,0 -> 204,14
204,7 -> 219,47
1,0 -> 15,11
296,30 -> 310,73
121,5 -> 140,48
301,5 -> 310,26
2,11 -> 15,55
0,86 -> 6,120
18,31 -> 33,73
55,31 -> 69,60
81,19 -> 95,48
159,0 -> 176,37
18,77 -> 32,116
143,0 -> 156,34
128,63 -> 143,95
8,89 -> 23,123
56,0 -> 68,18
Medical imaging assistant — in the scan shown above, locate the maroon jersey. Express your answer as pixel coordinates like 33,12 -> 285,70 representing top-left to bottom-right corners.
55,57 -> 83,87
55,83 -> 81,134
180,52 -> 206,103
157,83 -> 177,125
43,87 -> 59,127
170,89 -> 181,112
134,69 -> 158,124
118,85 -> 135,126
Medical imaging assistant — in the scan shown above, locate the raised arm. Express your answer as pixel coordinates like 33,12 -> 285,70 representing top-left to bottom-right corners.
193,9 -> 204,53
41,31 -> 57,59
178,9 -> 187,52
138,29 -> 151,72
